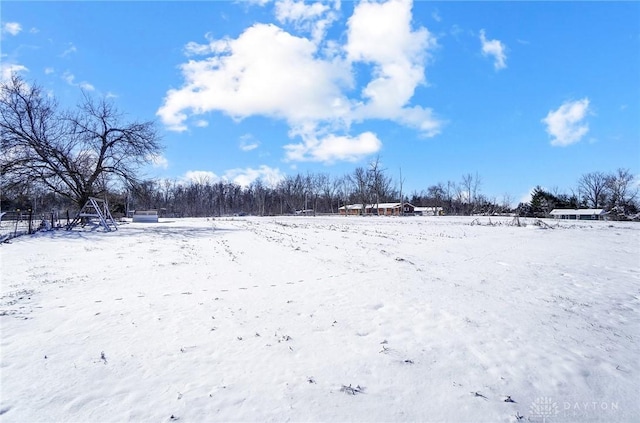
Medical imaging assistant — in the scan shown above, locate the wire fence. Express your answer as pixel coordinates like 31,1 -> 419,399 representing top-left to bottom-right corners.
0,210 -> 66,242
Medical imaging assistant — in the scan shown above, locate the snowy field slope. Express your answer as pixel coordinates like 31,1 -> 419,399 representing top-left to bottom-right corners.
1,216 -> 638,422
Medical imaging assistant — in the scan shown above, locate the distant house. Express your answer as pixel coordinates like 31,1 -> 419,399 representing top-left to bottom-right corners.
132,210 -> 159,223
338,204 -> 365,216
549,209 -> 605,220
414,206 -> 444,216
338,202 -> 415,216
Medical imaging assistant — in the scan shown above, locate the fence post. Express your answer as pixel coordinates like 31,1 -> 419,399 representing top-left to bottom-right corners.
28,209 -> 33,234
14,209 -> 20,236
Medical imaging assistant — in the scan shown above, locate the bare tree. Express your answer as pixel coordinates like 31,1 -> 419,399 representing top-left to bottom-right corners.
336,174 -> 352,214
578,171 -> 608,208
367,156 -> 394,208
501,193 -> 514,213
0,76 -> 162,208
278,174 -> 306,214
398,167 -> 406,215
350,167 -> 370,214
458,173 -> 482,214
368,156 -> 383,210
307,172 -> 324,215
161,178 -> 176,211
318,173 -> 335,214
606,168 -> 637,215
250,179 -> 266,216
132,179 -> 159,210
460,174 -> 474,214
426,183 -> 446,211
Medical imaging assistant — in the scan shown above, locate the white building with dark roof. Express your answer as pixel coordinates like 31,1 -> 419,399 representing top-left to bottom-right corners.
414,206 -> 444,216
549,209 -> 605,220
338,203 -> 415,216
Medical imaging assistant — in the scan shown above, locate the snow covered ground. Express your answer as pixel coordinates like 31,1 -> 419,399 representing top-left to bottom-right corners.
1,216 -> 638,422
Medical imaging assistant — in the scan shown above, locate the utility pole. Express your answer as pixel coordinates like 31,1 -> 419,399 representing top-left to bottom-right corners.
399,166 -> 405,216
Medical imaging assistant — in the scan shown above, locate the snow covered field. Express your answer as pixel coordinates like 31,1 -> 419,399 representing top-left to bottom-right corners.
1,216 -> 638,422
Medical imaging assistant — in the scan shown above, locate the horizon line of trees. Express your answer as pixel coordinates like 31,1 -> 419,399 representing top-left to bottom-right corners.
3,165 -> 638,221
1,75 -> 638,221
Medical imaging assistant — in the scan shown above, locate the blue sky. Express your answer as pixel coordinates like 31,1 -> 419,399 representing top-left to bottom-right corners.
2,0 -> 639,204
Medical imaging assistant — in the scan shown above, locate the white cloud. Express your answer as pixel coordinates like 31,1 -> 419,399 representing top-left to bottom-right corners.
184,39 -> 218,57
274,0 -> 339,43
246,0 -> 272,6
275,0 -> 330,24
239,134 -> 260,151
60,43 -> 77,57
346,0 -> 438,124
432,10 -> 442,22
450,24 -> 463,39
157,0 -> 442,163
519,187 -> 537,205
542,98 -> 590,147
147,154 -> 169,169
62,71 -> 95,91
62,72 -> 75,85
195,119 -> 209,128
2,22 -> 22,36
182,166 -> 284,188
223,165 -> 285,187
183,170 -> 219,184
1,62 -> 28,83
157,22 -> 352,132
44,67 -> 55,75
79,81 -> 95,91
240,142 -> 259,152
394,105 -> 442,137
479,29 -> 507,70
284,131 -> 382,163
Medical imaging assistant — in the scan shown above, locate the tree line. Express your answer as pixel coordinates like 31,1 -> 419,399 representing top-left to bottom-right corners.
6,163 -> 636,220
518,169 -> 638,219
120,166 -> 506,217
0,166 -> 502,218
1,76 -> 638,220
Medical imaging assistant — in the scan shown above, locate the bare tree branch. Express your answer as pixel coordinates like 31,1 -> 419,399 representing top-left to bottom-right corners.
1,76 -> 162,207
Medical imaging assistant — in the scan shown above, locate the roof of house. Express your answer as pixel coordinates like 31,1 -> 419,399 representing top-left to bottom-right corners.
338,204 -> 364,210
414,206 -> 443,212
549,208 -> 605,215
373,203 -> 403,208
339,202 -> 415,210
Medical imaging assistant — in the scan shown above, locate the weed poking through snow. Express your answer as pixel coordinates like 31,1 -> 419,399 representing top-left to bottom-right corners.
340,384 -> 365,395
